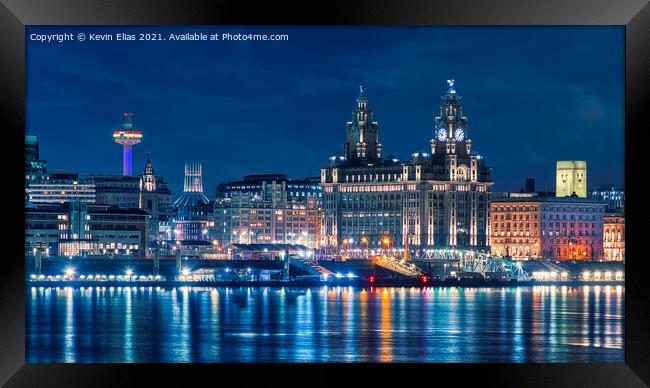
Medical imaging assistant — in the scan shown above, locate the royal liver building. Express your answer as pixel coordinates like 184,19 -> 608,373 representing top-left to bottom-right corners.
321,81 -> 493,254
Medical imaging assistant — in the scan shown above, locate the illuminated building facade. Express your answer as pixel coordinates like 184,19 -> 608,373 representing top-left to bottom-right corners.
216,174 -> 322,205
321,82 -> 492,254
603,213 -> 625,261
556,160 -> 587,198
172,163 -> 213,241
25,203 -> 149,257
490,196 -> 606,261
591,185 -> 624,213
26,172 -> 96,204
214,182 -> 321,249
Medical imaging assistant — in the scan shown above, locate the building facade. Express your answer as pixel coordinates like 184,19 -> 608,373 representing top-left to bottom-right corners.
26,172 -> 96,204
216,174 -> 322,205
591,185 -> 624,213
490,196 -> 606,261
603,213 -> 624,261
214,181 -> 321,249
556,161 -> 587,198
321,82 -> 492,255
25,202 -> 149,257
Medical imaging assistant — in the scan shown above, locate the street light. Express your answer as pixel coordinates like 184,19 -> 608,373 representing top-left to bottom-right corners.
382,236 -> 392,256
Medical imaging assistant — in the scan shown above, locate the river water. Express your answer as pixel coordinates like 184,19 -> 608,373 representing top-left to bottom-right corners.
26,285 -> 623,363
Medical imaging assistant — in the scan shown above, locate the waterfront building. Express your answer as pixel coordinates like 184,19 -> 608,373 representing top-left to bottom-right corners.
216,174 -> 322,205
603,213 -> 625,261
225,243 -> 311,260
591,185 -> 624,213
213,182 -> 321,249
26,171 -> 96,204
320,82 -> 492,255
172,163 -> 213,241
556,161 -> 587,198
490,196 -> 606,261
25,202 -> 149,257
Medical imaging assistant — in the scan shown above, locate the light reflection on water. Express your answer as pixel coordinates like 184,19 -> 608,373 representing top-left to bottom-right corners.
26,286 -> 624,363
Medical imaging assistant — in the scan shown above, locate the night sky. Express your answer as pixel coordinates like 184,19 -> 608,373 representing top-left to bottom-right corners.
27,26 -> 624,197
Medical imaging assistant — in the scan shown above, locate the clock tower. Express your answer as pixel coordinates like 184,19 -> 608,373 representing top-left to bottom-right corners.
432,79 -> 470,155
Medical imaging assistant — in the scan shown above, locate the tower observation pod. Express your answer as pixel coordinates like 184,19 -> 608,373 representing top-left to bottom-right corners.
113,112 -> 142,176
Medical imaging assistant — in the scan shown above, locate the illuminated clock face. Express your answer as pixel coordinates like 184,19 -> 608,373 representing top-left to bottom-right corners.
454,128 -> 465,141
437,128 -> 447,141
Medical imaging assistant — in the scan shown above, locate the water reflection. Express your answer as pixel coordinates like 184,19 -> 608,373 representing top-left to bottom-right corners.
26,286 -> 624,363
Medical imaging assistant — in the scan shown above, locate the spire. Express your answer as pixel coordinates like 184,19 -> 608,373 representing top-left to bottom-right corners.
446,78 -> 456,94
344,85 -> 381,163
144,153 -> 154,175
357,85 -> 367,101
141,153 -> 156,192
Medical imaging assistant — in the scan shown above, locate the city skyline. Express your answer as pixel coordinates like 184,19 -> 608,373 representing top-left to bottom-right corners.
27,26 -> 624,196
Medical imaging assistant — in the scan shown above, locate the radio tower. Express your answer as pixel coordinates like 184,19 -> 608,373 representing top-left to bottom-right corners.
113,112 -> 142,176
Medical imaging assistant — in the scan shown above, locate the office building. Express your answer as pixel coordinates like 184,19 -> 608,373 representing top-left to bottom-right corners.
26,171 -> 96,204
25,202 -> 149,257
490,196 -> 606,261
321,81 -> 492,254
216,174 -> 322,205
214,180 -> 321,249
591,185 -> 624,213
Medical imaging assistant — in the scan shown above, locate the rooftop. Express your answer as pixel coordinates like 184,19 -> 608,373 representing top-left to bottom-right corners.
491,195 -> 607,205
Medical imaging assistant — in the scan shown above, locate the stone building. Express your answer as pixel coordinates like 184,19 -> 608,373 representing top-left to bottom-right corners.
603,213 -> 624,261
213,179 -> 321,249
490,195 -> 606,261
320,81 -> 492,255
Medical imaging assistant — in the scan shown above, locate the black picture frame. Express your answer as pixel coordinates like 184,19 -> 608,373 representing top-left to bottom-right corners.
1,0 -> 648,386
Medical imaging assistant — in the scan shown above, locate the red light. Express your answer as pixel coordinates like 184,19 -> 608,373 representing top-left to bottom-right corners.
421,276 -> 429,283
369,276 -> 375,283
